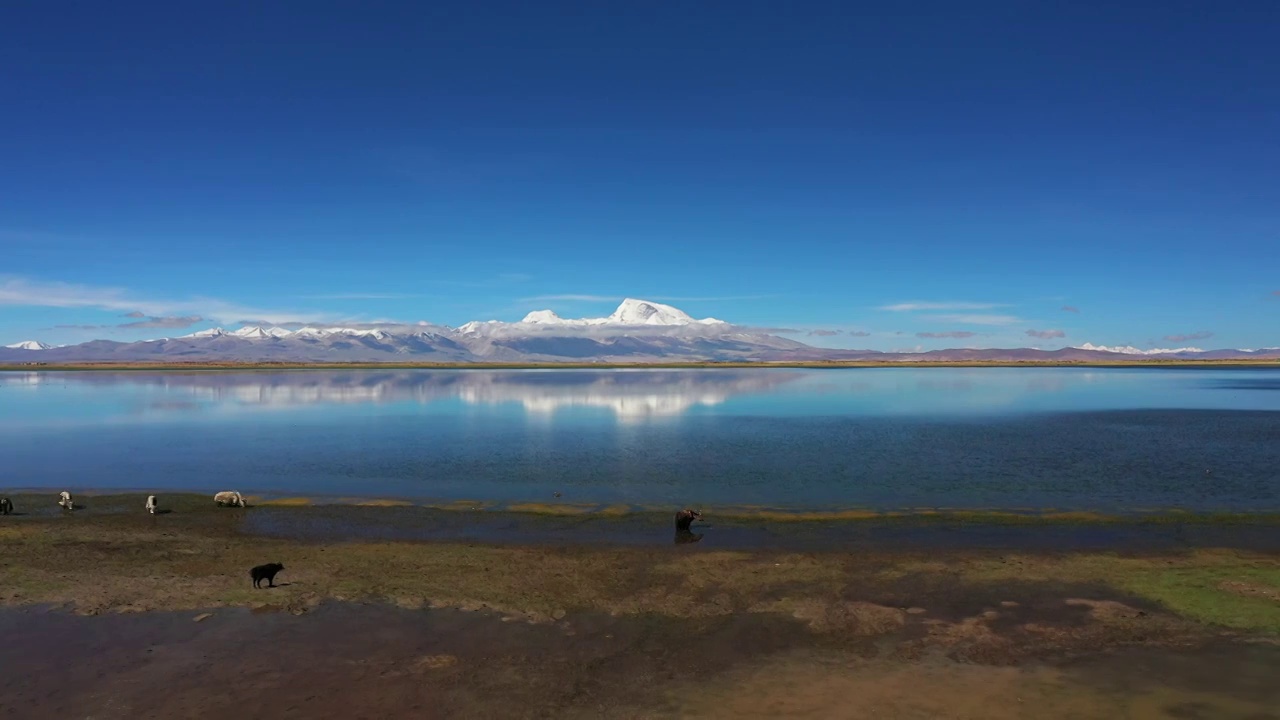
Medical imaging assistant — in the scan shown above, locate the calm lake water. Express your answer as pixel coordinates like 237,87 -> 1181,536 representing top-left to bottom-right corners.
1,368 -> 1278,512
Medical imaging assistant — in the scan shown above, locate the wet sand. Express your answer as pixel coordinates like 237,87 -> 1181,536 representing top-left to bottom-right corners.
238,503 -> 1280,553
8,493 -> 1280,552
2,602 -> 1277,720
1,496 -> 1278,718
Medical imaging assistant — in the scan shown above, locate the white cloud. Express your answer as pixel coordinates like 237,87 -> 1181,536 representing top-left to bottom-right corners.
648,294 -> 777,302
496,273 -> 533,283
520,294 -> 619,302
1163,331 -> 1213,342
300,292 -> 424,300
0,276 -> 333,325
929,313 -> 1022,325
880,301 -> 1007,312
433,273 -> 533,289
521,294 -> 775,303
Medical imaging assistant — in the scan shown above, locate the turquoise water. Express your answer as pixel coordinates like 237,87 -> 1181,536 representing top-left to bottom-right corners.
1,368 -> 1277,511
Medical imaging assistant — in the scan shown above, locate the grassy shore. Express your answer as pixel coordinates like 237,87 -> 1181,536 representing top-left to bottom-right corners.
2,494 -> 1277,639
5,494 -> 1279,718
2,359 -> 1279,371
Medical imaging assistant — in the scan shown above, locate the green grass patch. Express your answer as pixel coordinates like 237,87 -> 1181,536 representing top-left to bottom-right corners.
928,551 -> 1280,635
1120,565 -> 1280,635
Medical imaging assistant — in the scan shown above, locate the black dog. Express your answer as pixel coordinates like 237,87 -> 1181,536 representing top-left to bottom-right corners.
250,562 -> 285,589
674,509 -> 703,532
0,497 -> 12,515
674,509 -> 704,544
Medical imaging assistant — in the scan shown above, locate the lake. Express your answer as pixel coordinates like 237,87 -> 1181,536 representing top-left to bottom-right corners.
1,367 -> 1277,512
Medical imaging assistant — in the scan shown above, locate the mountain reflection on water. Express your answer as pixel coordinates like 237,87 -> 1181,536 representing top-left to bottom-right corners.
0,369 -> 796,421
1,368 -> 1277,509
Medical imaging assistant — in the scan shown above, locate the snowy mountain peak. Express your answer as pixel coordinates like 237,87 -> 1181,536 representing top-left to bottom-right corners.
521,310 -> 564,324
607,298 -> 725,326
4,340 -> 52,350
513,299 -> 726,328
178,325 -> 400,341
168,300 -> 727,343
457,320 -> 499,334
1073,342 -> 1205,355
230,326 -> 286,339
181,327 -> 228,338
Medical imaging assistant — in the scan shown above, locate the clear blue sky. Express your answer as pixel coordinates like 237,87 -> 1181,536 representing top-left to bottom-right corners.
1,1 -> 1277,351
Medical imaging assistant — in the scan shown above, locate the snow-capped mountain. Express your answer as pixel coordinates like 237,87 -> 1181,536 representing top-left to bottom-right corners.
1072,342 -> 1206,355
3,299 -> 1277,364
230,326 -> 294,339
183,325 -> 438,340
610,298 -> 724,326
0,298 -> 801,363
514,299 -> 725,327
177,298 -> 728,344
4,340 -> 53,350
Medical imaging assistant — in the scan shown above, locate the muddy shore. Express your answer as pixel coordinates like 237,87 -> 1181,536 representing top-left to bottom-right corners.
4,603 -> 1278,720
1,495 -> 1278,718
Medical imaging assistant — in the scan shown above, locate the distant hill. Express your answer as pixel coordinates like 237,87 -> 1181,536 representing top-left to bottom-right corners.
2,299 -> 1277,364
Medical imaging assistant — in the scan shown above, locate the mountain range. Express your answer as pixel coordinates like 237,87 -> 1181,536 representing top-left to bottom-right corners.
3,298 -> 1277,364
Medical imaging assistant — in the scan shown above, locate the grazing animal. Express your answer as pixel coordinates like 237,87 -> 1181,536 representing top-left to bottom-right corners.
58,491 -> 74,510
674,509 -> 703,532
0,497 -> 12,515
213,491 -> 245,508
674,508 -> 705,545
250,563 -> 285,589
145,495 -> 157,514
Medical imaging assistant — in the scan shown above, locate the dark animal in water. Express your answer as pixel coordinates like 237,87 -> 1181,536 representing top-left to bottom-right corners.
674,509 -> 703,532
674,509 -> 704,545
0,497 -> 12,515
250,563 -> 285,589
675,529 -> 703,545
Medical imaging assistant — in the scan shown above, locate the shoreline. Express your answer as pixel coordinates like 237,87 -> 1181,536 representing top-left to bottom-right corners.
4,491 -> 1278,527
4,496 -> 1278,717
3,494 -> 1278,621
3,358 -> 1280,371
4,493 -> 1278,557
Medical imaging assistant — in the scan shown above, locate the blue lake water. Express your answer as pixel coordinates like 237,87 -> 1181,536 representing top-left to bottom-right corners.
1,368 -> 1277,511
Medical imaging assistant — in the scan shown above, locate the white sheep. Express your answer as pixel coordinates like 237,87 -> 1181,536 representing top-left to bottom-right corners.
58,491 -> 74,510
214,491 -> 245,508
145,495 -> 157,514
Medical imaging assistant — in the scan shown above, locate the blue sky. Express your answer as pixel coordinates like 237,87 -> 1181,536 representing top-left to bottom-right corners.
1,1 -> 1277,351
